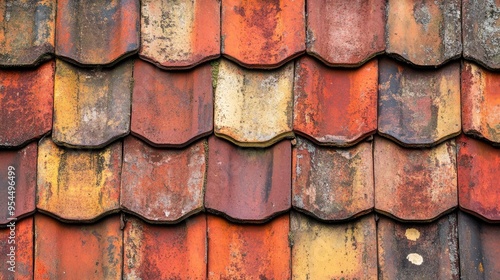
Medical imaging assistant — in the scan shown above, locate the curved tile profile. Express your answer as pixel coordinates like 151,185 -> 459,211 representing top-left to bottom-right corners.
214,59 -> 294,147
207,214 -> 290,279
378,58 -> 461,147
294,57 -> 378,146
386,0 -> 462,66
0,0 -> 55,66
37,137 -> 122,222
53,59 -> 132,149
131,60 -> 213,147
0,61 -> 54,148
124,215 -> 207,279
205,136 -> 291,222
462,62 -> 500,144
34,215 -> 122,279
140,0 -> 220,69
463,0 -> 500,70
221,0 -> 305,68
457,135 -> 500,222
56,0 -> 139,66
291,212 -> 377,279
374,136 -> 457,221
0,217 -> 33,278
121,136 -> 206,223
306,0 -> 385,66
292,137 -> 374,221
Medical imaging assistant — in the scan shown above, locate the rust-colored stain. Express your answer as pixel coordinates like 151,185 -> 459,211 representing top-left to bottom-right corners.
378,214 -> 459,279
306,0 -> 385,66
56,0 -> 139,65
206,136 -> 291,222
121,136 -> 206,223
214,59 -> 294,147
378,58 -> 461,147
374,136 -> 457,221
131,59 -> 213,147
34,214 -> 122,279
293,56 -> 378,146
140,0 -> 220,69
221,0 -> 305,68
207,214 -> 290,279
36,137 -> 122,221
0,0 -> 55,66
461,61 -> 500,144
292,136 -> 373,221
291,212 -> 377,279
386,0 -> 461,66
457,135 -> 500,221
0,217 -> 33,279
53,59 -> 133,149
0,61 -> 54,148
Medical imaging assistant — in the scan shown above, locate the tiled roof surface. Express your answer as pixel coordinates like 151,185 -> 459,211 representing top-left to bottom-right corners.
0,0 -> 499,279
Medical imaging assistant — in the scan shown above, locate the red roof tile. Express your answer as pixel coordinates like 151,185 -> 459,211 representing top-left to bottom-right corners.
0,217 -> 33,279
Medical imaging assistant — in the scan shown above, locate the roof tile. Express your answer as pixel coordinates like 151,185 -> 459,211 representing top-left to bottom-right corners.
131,59 -> 213,147
293,56 -> 378,146
0,217 -> 33,279
139,0 -> 220,69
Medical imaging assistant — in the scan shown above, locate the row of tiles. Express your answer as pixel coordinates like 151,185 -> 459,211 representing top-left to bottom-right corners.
1,211 -> 498,279
2,57 -> 500,149
1,0 -> 500,70
1,134 -> 499,224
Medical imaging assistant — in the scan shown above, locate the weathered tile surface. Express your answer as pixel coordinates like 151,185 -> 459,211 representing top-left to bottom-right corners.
378,58 -> 461,146
124,215 -> 207,280
140,0 -> 220,69
207,214 -> 290,279
206,136 -> 291,222
53,59 -> 132,148
37,137 -> 122,221
121,136 -> 206,223
0,62 -> 54,148
131,60 -> 213,147
292,137 -> 374,221
306,0 -> 385,66
386,0 -> 462,66
0,217 -> 33,279
291,212 -> 377,279
56,0 -> 139,65
221,0 -> 305,68
374,136 -> 457,221
294,57 -> 378,146
214,59 -> 294,147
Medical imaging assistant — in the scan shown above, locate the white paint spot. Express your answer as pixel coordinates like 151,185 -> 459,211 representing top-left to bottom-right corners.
405,228 -> 421,241
164,210 -> 170,217
407,253 -> 424,265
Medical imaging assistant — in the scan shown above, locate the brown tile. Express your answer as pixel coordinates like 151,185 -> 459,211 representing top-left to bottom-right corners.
214,59 -> 294,147
34,214 -> 122,279
0,0 -> 55,67
378,58 -> 461,147
37,137 -> 121,222
53,59 -> 132,148
378,213 -> 459,280
207,214 -> 290,279
291,212 -> 377,279
386,0 -> 462,66
374,136 -> 457,221
292,137 -> 373,221
56,0 -> 139,66
462,61 -> 500,144
221,0 -> 305,68
459,212 -> 500,279
121,136 -> 206,223
294,56 -> 378,146
124,215 -> 206,279
306,0 -> 385,66
0,62 -> 54,148
457,135 -> 500,222
131,60 -> 213,147
0,143 -> 37,225
140,0 -> 220,69
0,217 -> 33,279
206,136 -> 291,222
